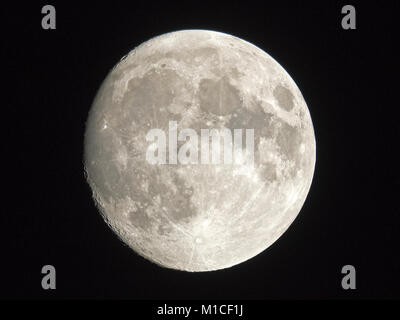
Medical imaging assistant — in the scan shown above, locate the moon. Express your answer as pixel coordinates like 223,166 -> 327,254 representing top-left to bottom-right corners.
84,30 -> 316,272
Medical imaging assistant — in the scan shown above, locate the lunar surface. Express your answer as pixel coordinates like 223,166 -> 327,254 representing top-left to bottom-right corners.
84,30 -> 316,271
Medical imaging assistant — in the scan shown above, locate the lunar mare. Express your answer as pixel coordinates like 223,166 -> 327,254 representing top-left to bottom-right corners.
84,30 -> 316,271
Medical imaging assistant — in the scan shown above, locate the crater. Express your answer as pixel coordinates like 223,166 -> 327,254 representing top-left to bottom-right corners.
273,84 -> 295,112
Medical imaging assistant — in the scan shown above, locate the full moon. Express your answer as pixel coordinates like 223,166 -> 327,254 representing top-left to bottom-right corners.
84,30 -> 316,271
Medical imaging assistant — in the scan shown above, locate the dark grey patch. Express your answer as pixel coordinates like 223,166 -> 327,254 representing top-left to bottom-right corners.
198,77 -> 242,116
275,121 -> 303,177
121,68 -> 183,130
273,85 -> 295,112
275,121 -> 301,160
228,104 -> 271,131
227,102 -> 273,155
